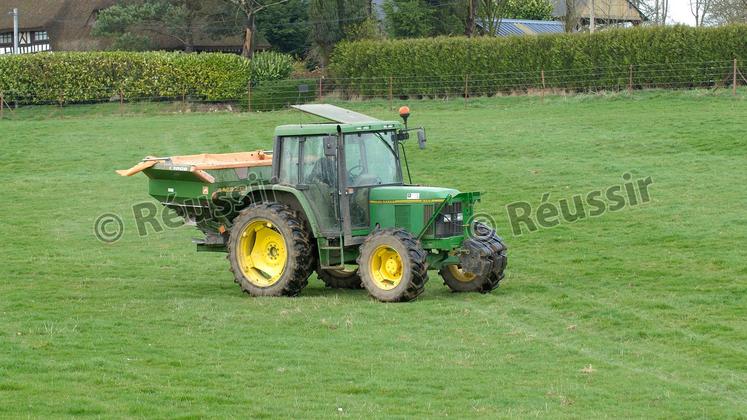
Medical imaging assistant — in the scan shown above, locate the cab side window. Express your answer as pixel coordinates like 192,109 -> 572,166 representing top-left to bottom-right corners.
301,136 -> 336,186
278,137 -> 300,185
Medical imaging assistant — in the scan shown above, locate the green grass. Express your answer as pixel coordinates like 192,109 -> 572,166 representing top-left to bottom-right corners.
1,90 -> 746,418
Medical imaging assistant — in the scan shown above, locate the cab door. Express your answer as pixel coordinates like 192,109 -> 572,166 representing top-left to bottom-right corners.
338,131 -> 402,244
275,135 -> 342,238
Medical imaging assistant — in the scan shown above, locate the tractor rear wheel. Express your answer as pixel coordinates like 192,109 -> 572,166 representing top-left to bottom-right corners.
316,266 -> 363,289
357,228 -> 428,302
227,203 -> 313,297
440,222 -> 507,293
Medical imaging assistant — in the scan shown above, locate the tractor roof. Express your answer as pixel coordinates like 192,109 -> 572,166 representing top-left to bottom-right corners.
291,104 -> 380,124
275,104 -> 404,137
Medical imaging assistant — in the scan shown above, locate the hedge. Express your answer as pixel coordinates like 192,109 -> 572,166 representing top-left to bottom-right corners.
0,51 -> 293,105
330,25 -> 747,96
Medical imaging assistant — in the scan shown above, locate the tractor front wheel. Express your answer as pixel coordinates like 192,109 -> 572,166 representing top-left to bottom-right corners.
227,203 -> 313,297
440,223 -> 507,293
357,228 -> 428,302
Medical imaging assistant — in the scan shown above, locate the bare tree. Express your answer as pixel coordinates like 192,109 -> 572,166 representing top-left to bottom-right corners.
706,0 -> 747,24
564,0 -> 580,32
476,0 -> 508,35
690,0 -> 712,26
639,0 -> 669,25
466,0 -> 478,36
223,0 -> 289,58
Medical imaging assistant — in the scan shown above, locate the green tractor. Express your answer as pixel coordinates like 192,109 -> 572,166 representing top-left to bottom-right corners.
117,104 -> 507,302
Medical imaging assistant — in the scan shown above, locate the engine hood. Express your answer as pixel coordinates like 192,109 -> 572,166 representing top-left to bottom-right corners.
368,186 -> 460,204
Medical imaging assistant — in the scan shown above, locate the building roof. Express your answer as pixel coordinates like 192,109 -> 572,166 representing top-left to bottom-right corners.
1,0 -> 118,50
497,19 -> 565,36
0,0 -> 268,52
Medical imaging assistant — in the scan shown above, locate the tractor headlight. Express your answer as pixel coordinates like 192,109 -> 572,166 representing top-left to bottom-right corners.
443,214 -> 452,223
456,212 -> 463,222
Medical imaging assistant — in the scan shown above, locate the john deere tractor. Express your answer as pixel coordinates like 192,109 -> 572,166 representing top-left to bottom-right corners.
118,104 -> 507,302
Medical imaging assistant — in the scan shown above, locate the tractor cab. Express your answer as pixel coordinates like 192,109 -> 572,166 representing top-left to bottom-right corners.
274,105 -> 411,245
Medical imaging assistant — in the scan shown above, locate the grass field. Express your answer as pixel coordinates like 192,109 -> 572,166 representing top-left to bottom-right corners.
1,90 -> 746,418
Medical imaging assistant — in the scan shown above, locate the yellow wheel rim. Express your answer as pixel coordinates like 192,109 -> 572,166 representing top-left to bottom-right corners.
237,219 -> 287,287
369,245 -> 403,290
447,265 -> 476,282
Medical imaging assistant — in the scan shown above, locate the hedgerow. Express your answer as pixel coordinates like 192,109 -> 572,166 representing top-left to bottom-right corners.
0,51 -> 294,104
330,25 -> 747,96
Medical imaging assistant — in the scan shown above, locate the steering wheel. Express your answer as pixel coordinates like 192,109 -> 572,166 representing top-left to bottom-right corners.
347,164 -> 364,182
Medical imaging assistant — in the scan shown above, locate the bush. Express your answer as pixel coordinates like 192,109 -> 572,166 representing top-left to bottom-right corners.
250,51 -> 294,82
330,25 -> 747,96
0,51 -> 251,104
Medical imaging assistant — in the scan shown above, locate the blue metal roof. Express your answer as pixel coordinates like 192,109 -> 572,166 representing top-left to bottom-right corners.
479,19 -> 565,37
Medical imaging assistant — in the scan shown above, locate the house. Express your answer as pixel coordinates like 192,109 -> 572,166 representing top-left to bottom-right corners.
0,0 -> 118,55
552,0 -> 648,26
0,25 -> 50,54
0,0 -> 267,55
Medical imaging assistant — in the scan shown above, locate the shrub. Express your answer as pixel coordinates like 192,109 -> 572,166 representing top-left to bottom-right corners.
0,51 -> 251,104
330,25 -> 747,96
249,51 -> 294,82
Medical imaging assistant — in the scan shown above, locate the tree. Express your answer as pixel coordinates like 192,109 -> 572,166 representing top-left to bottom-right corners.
505,0 -> 553,20
466,0 -> 478,36
705,0 -> 747,24
308,0 -> 372,68
344,18 -> 384,41
563,0 -> 580,32
690,0 -> 712,26
382,0 -> 434,38
255,0 -> 310,56
308,0 -> 341,68
424,0 -> 465,36
92,0 -> 207,52
222,0 -> 291,58
476,0 -> 508,36
637,0 -> 669,25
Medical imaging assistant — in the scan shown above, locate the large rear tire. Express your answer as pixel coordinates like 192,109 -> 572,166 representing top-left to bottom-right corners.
440,222 -> 507,293
357,228 -> 428,302
227,203 -> 313,297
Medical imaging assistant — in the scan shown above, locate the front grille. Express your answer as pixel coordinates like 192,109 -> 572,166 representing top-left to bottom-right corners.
423,202 -> 462,238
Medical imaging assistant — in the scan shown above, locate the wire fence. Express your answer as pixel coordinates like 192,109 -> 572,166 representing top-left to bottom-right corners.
1,59 -> 745,119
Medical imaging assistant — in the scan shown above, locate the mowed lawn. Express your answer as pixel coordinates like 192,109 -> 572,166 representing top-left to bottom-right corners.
1,91 -> 746,418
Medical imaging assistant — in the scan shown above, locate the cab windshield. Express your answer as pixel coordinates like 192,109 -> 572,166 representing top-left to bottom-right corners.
344,131 -> 402,187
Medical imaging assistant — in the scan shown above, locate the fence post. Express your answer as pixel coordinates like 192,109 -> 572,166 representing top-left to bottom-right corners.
119,88 -> 124,115
464,74 -> 469,107
247,80 -> 252,112
733,58 -> 738,97
541,69 -> 545,102
388,76 -> 393,111
628,64 -> 633,94
0,91 -> 3,120
318,77 -> 323,100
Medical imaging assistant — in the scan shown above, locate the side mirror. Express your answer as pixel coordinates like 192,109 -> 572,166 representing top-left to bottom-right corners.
323,135 -> 337,157
417,129 -> 427,150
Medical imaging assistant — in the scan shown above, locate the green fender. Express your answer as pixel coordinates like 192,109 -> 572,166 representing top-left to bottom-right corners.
239,184 -> 322,238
